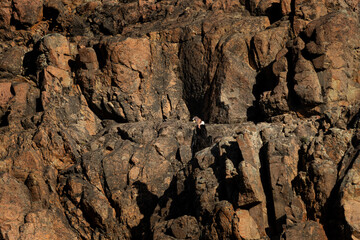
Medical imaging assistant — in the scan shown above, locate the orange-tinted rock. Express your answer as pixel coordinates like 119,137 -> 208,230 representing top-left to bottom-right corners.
212,201 -> 234,239
0,46 -> 25,75
169,215 -> 201,239
263,128 -> 301,231
78,47 -> 99,70
253,22 -> 290,68
302,12 -> 360,123
12,0 -> 43,26
19,209 -> 78,240
12,149 -> 43,182
293,56 -> 323,106
0,173 -> 31,240
281,221 -> 328,240
39,34 -> 71,71
0,0 -> 11,29
233,209 -> 261,240
237,160 -> 266,206
340,154 -> 360,239
281,0 -> 291,15
0,1 -> 359,240
0,81 -> 12,108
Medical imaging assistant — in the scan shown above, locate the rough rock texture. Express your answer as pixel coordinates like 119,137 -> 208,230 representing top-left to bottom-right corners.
0,0 -> 359,239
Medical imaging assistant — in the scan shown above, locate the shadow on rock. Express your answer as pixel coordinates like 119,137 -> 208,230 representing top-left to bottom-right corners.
131,181 -> 159,240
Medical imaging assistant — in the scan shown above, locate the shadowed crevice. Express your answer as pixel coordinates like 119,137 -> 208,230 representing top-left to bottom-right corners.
258,143 -> 279,238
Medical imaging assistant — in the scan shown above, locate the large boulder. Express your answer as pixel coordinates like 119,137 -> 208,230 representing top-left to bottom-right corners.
12,0 -> 43,27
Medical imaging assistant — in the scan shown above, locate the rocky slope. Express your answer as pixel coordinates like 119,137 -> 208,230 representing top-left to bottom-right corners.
0,0 -> 359,239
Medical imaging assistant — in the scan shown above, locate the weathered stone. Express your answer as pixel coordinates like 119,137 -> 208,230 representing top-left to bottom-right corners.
0,81 -> 12,109
19,209 -> 78,240
263,131 -> 300,231
169,215 -> 200,239
281,221 -> 328,240
0,0 -> 11,29
293,56 -> 323,106
39,34 -> 72,72
195,146 -> 216,170
340,154 -> 360,239
0,173 -> 31,240
0,47 -> 25,75
301,12 -> 360,122
253,22 -> 290,68
233,209 -> 261,240
13,0 -> 43,26
281,0 -> 291,15
195,167 -> 219,215
237,160 -> 266,207
211,201 -> 234,239
0,1 -> 359,240
78,47 -> 99,70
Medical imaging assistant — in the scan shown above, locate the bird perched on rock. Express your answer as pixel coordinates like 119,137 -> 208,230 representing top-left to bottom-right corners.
191,116 -> 211,156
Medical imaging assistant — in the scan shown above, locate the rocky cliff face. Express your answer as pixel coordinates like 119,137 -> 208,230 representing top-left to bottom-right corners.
0,0 -> 359,239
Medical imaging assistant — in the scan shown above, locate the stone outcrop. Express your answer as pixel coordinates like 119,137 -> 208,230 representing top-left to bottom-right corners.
0,0 -> 359,239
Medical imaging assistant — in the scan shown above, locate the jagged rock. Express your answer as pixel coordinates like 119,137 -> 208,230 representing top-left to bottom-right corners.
0,81 -> 12,122
293,56 -> 323,107
12,0 -> 43,27
261,124 -> 301,232
77,35 -> 190,122
247,0 -> 283,19
0,0 -> 11,29
237,160 -> 266,207
252,21 -> 290,68
339,153 -> 360,239
169,215 -> 201,239
194,167 -> 219,216
0,1 -> 359,240
301,12 -> 360,123
258,46 -> 290,117
205,16 -> 270,123
0,46 -> 26,75
281,220 -> 328,240
233,209 -> 261,240
19,209 -> 78,240
207,201 -> 234,239
0,173 -> 31,240
38,33 -> 72,72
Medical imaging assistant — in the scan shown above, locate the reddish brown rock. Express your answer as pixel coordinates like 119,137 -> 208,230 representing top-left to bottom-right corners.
0,173 -> 31,240
0,0 -> 11,29
253,22 -> 290,68
78,47 -> 99,70
237,160 -> 266,207
259,48 -> 290,116
247,0 -> 282,17
0,1 -> 359,240
0,81 -> 12,109
12,0 -> 43,27
339,154 -> 360,239
0,46 -> 25,75
205,16 -> 270,123
169,215 -> 201,239
262,126 -> 301,231
19,209 -> 78,240
194,167 -> 219,215
38,33 -> 72,72
293,56 -> 323,106
281,0 -> 291,15
209,201 -> 234,239
78,34 -> 190,122
233,209 -> 261,240
281,220 -> 328,240
302,12 -> 360,123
